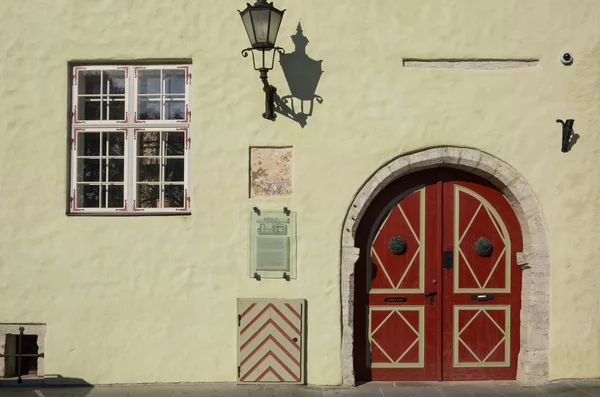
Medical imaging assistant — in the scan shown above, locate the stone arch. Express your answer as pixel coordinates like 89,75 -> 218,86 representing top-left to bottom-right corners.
340,147 -> 549,386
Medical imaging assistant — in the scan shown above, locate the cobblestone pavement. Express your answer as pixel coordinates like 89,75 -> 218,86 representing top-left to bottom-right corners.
0,380 -> 599,397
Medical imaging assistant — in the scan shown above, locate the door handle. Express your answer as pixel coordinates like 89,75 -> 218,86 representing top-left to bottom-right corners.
424,291 -> 437,298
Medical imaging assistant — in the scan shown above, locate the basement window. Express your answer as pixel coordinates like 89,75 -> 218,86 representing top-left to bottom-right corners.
3,335 -> 38,378
0,324 -> 46,380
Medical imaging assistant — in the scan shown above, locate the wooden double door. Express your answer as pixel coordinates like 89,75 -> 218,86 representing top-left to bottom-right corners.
354,169 -> 523,381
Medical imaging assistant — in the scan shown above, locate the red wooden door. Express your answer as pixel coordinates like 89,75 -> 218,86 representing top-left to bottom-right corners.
366,183 -> 442,380
357,169 -> 522,381
441,176 -> 522,380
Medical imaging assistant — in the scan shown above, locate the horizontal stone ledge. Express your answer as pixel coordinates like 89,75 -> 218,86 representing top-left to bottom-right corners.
403,59 -> 539,69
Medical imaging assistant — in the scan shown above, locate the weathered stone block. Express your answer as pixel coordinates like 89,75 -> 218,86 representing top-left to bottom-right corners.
249,147 -> 293,198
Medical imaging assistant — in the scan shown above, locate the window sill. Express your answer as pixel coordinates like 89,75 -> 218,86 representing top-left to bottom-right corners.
66,211 -> 191,217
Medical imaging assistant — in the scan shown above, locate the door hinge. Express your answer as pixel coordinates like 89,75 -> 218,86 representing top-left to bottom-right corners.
238,314 -> 241,327
237,366 -> 241,379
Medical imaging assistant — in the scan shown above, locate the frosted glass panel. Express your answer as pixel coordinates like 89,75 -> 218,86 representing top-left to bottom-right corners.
250,211 -> 297,279
251,9 -> 270,43
268,12 -> 282,44
241,12 -> 256,45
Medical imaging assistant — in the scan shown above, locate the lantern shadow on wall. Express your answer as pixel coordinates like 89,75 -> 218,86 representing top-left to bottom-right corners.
275,23 -> 324,128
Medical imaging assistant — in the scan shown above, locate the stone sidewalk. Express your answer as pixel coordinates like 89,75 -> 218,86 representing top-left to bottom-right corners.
0,380 -> 599,397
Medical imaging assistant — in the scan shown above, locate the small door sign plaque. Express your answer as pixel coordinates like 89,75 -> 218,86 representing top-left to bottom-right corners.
384,297 -> 407,303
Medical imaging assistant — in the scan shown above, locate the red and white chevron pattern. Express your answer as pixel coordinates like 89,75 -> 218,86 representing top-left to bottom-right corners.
239,301 -> 302,383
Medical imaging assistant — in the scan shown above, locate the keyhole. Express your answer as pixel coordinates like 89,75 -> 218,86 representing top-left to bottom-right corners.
292,337 -> 298,343
432,279 -> 437,284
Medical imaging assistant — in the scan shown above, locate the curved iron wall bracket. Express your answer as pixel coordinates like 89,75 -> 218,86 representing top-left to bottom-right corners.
242,47 -> 285,121
556,119 -> 575,153
259,68 -> 277,121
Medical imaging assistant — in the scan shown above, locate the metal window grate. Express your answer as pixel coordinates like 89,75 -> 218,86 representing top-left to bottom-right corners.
0,327 -> 44,383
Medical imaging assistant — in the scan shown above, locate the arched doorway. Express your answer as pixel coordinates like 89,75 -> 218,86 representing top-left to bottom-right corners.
353,168 -> 522,381
340,147 -> 549,386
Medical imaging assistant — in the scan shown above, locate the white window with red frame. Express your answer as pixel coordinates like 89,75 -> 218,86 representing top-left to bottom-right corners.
69,64 -> 191,214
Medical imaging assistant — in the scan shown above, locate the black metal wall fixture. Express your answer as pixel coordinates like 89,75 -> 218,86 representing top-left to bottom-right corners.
388,236 -> 407,255
239,0 -> 286,121
0,327 -> 44,384
561,52 -> 573,66
556,119 -> 576,153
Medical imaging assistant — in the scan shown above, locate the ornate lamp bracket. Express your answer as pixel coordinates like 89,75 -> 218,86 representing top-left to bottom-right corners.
242,47 -> 286,121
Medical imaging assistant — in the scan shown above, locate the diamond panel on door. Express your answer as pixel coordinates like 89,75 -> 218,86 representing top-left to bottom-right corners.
369,306 -> 424,368
453,305 -> 510,367
454,185 -> 511,293
237,299 -> 305,384
370,189 -> 425,293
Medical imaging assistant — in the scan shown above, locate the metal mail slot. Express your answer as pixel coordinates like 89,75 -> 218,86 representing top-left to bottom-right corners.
384,297 -> 407,303
471,294 -> 494,301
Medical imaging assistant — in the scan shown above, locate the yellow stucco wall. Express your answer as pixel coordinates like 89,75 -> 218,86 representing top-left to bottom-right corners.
0,0 -> 599,385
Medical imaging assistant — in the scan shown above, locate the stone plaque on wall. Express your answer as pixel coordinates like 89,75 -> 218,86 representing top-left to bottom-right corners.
249,147 -> 293,198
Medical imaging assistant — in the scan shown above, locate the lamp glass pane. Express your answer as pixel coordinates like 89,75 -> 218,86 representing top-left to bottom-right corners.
241,11 -> 256,45
251,9 -> 271,44
268,11 -> 283,45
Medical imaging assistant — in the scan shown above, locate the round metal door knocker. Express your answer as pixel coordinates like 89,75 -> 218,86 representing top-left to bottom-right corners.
388,236 -> 407,255
474,237 -> 493,257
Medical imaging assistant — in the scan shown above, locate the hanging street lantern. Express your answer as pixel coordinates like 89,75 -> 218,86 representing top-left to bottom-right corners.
239,0 -> 286,121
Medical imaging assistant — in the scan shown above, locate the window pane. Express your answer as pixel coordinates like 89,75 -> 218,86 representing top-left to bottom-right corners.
268,12 -> 282,45
165,99 -> 185,120
102,185 -> 124,208
241,12 -> 256,45
78,71 -> 101,94
104,132 -> 125,156
165,185 -> 184,208
103,71 -> 125,95
138,98 -> 160,120
165,131 -> 185,155
138,131 -> 160,156
251,9 -> 270,43
77,184 -> 100,208
137,158 -> 160,182
107,99 -> 125,121
138,70 -> 161,94
78,159 -> 100,182
136,184 -> 160,208
78,97 -> 101,120
164,70 -> 185,94
102,159 -> 124,182
77,132 -> 100,156
165,159 -> 184,182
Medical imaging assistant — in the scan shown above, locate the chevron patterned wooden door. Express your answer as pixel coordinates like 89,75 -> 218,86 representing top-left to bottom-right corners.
237,299 -> 305,384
